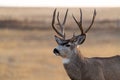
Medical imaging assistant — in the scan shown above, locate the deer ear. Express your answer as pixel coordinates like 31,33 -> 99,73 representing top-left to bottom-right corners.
75,34 -> 86,45
54,35 -> 63,44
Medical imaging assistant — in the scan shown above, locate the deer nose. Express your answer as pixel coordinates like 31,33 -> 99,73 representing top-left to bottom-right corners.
53,48 -> 60,55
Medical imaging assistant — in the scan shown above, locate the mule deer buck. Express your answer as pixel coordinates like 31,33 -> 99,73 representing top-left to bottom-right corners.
52,9 -> 120,80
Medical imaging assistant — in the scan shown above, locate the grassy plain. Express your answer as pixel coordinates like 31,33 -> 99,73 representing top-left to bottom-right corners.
0,7 -> 119,80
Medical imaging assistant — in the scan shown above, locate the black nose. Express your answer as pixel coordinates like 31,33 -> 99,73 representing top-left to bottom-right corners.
53,48 -> 59,54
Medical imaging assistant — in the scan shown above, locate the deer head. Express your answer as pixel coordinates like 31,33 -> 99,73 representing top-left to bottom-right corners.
52,9 -> 96,58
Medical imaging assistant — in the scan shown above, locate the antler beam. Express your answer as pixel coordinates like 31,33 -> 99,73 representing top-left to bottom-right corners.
52,9 -> 68,39
72,9 -> 96,35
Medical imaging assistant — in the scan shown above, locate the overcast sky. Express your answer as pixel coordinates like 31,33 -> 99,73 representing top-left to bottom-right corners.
0,0 -> 119,7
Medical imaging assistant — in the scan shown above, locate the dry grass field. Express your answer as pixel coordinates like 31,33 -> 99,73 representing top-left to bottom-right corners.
0,7 -> 119,80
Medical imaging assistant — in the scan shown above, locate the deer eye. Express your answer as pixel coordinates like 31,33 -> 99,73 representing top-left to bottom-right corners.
65,44 -> 70,47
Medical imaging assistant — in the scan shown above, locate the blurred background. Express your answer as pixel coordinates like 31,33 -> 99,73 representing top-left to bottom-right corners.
0,7 -> 119,80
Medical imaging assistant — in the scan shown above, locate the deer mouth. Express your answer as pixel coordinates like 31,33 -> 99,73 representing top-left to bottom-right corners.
53,48 -> 60,56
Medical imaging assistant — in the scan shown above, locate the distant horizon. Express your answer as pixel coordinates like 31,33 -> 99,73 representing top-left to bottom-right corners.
0,8 -> 120,21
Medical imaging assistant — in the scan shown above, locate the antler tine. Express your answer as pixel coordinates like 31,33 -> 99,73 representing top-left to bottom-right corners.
72,8 -> 84,34
57,11 -> 63,34
79,8 -> 84,34
52,9 -> 64,38
63,9 -> 68,25
85,9 -> 96,33
61,9 -> 68,38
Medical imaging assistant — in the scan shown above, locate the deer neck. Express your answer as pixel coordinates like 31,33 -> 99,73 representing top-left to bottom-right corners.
62,48 -> 85,65
63,48 -> 86,80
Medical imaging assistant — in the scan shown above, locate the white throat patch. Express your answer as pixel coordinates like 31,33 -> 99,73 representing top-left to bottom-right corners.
62,58 -> 70,64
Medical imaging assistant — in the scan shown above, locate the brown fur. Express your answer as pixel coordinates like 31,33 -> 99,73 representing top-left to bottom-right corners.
63,49 -> 120,80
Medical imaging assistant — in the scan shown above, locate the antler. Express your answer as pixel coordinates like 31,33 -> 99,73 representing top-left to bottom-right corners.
72,9 -> 84,34
85,9 -> 96,33
52,9 -> 68,39
72,9 -> 96,35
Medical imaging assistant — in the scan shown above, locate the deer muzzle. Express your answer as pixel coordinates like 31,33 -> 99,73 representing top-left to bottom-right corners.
53,48 -> 60,56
